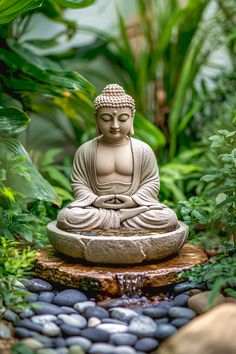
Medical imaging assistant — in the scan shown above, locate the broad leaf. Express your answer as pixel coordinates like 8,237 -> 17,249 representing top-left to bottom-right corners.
50,0 -> 95,9
0,138 -> 59,204
0,0 -> 43,24
0,107 -> 31,135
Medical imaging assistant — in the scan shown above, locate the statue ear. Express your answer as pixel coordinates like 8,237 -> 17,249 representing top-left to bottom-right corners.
128,117 -> 134,136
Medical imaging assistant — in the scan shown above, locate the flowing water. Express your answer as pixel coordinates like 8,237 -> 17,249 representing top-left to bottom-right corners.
116,272 -> 148,296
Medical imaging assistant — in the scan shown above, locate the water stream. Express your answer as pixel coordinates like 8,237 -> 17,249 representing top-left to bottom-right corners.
116,272 -> 148,296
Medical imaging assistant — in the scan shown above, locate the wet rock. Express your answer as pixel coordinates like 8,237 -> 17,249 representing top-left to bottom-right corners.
110,333 -> 137,346
168,307 -> 197,319
97,298 -> 127,309
174,282 -> 205,294
110,307 -> 138,322
173,294 -> 189,307
61,306 -> 77,314
3,309 -> 20,323
154,324 -> 177,339
42,322 -> 61,336
80,328 -> 110,342
66,336 -> 92,351
113,346 -> 136,354
38,292 -> 55,303
0,322 -> 11,339
25,278 -> 52,292
32,302 -> 64,315
128,316 -> 157,337
74,301 -> 96,313
32,314 -> 57,324
170,318 -> 190,328
157,304 -> 236,354
88,317 -> 101,327
143,306 -> 168,318
187,291 -> 225,314
84,306 -> 109,320
19,309 -> 35,319
135,337 -> 159,351
89,343 -> 115,354
21,338 -> 43,349
60,324 -> 81,336
58,314 -> 87,328
53,289 -> 87,306
96,323 -> 128,334
155,317 -> 169,325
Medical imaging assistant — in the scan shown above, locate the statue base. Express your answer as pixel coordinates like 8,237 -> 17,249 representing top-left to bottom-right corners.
47,221 -> 188,265
35,244 -> 207,296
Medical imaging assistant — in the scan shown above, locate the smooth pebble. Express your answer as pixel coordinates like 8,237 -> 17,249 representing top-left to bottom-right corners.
53,289 -> 87,307
110,333 -> 137,346
110,308 -> 138,322
135,337 -> 159,351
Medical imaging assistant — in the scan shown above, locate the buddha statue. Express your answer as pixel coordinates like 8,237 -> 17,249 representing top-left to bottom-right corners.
56,84 -> 178,232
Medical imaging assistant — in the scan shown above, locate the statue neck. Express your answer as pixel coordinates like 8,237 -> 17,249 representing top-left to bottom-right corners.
99,136 -> 129,147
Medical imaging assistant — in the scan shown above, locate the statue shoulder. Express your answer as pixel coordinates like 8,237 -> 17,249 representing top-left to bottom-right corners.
131,137 -> 154,154
74,138 -> 97,158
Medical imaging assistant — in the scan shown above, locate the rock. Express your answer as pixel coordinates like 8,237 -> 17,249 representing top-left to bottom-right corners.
60,324 -> 81,336
66,336 -> 92,351
225,297 -> 236,304
32,302 -> 64,315
14,327 -> 33,338
96,323 -> 128,334
135,338 -> 159,351
101,318 -> 125,325
84,306 -> 109,320
25,293 -> 39,302
110,333 -> 137,346
38,292 -> 55,303
42,322 -> 61,336
143,306 -> 168,318
24,278 -> 52,292
128,316 -> 157,337
68,346 -> 84,354
155,318 -> 169,325
110,308 -> 138,322
89,343 -> 115,354
31,333 -> 54,347
154,324 -> 177,339
113,346 -> 136,354
187,291 -> 225,314
61,306 -> 78,314
97,298 -> 127,309
32,315 -> 57,324
189,289 -> 202,296
3,309 -> 20,323
54,337 -> 66,348
168,307 -> 196,319
88,317 -> 101,327
157,304 -> 236,354
58,314 -> 87,328
0,322 -> 11,339
174,282 -> 206,294
37,349 -> 58,354
15,319 -> 43,333
53,289 -> 87,306
173,294 -> 189,307
74,301 -> 96,313
19,309 -> 35,318
170,318 -> 190,328
80,328 -> 110,342
57,349 -> 68,354
36,244 -> 207,296
21,338 -> 43,349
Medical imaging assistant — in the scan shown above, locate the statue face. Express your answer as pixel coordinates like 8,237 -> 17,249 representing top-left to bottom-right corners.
97,107 -> 133,139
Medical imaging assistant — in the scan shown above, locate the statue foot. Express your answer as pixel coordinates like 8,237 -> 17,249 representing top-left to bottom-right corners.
120,206 -> 149,222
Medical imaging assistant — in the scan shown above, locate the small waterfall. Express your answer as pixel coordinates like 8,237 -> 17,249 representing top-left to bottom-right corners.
116,272 -> 148,296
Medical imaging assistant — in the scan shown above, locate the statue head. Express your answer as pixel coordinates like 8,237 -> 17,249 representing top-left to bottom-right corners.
94,84 -> 135,136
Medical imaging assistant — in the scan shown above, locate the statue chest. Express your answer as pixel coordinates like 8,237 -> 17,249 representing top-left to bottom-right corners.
96,144 -> 133,182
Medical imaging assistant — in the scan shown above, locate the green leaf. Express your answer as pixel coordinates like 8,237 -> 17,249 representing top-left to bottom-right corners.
0,138 -> 59,204
0,0 -> 43,24
49,0 -> 95,9
0,107 -> 31,135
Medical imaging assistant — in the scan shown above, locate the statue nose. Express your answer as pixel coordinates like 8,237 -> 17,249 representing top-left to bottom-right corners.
111,119 -> 119,129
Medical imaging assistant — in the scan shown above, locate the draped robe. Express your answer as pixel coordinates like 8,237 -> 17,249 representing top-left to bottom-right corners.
57,137 -> 177,231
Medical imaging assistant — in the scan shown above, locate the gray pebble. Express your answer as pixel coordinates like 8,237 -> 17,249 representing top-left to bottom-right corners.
113,346 -> 136,354
32,302 -> 63,315
68,346 -> 85,354
110,333 -> 137,346
74,301 -> 95,313
66,336 -> 92,350
42,322 -> 61,336
173,294 -> 189,307
171,317 -> 190,328
135,337 -> 159,351
15,319 -> 43,333
14,327 -> 33,338
88,317 -> 101,327
155,317 -> 169,325
89,343 -> 115,354
32,314 -> 57,324
36,349 -> 57,354
96,323 -> 127,334
60,324 -> 81,336
25,293 -> 39,302
128,316 -> 157,337
56,349 -> 68,354
154,324 -> 176,339
20,338 -> 43,349
3,309 -> 20,323
85,306 -> 109,320
38,292 -> 55,303
53,289 -> 87,307
54,337 -> 66,348
174,281 -> 205,294
24,278 -> 52,293
0,322 -> 11,339
61,306 -> 77,314
80,328 -> 109,342
101,318 -> 125,325
58,314 -> 87,328
31,333 -> 54,347
110,308 -> 138,322
19,309 -> 35,319
168,306 -> 197,319
143,306 -> 168,318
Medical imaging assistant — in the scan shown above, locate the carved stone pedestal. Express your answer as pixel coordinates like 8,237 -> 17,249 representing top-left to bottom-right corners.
35,244 -> 207,296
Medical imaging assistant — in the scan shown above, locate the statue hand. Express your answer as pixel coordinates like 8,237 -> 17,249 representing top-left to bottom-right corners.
93,195 -> 116,208
115,195 -> 138,208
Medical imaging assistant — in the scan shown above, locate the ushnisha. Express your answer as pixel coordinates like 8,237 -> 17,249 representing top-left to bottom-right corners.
57,84 -> 178,232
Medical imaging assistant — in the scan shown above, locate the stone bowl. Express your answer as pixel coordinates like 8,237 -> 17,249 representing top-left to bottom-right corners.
47,221 -> 188,265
